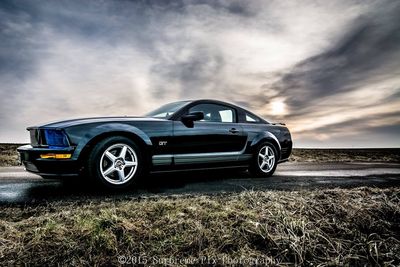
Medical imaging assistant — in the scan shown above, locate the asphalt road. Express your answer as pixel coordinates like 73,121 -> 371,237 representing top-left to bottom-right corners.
1,162 -> 400,204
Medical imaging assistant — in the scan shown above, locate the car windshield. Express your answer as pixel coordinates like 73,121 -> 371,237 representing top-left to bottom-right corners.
146,101 -> 190,118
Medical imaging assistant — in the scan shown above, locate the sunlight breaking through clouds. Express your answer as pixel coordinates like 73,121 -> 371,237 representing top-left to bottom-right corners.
0,0 -> 399,147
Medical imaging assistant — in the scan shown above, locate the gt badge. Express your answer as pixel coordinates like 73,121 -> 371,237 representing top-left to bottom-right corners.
159,141 -> 167,146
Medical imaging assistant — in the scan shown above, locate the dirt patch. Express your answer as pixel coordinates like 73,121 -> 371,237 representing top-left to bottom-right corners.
1,187 -> 399,266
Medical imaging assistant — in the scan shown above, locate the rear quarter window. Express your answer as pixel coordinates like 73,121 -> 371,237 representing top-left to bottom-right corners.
245,113 -> 261,123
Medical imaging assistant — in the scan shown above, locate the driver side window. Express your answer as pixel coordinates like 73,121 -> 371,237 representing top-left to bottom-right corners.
189,104 -> 236,123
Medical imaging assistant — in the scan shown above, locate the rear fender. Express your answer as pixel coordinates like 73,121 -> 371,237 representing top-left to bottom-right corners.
249,131 -> 281,157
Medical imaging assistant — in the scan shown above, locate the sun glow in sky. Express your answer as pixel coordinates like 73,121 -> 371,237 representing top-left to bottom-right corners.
269,99 -> 288,116
0,0 -> 399,147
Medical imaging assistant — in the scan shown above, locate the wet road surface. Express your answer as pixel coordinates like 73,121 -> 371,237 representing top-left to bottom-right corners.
0,162 -> 399,204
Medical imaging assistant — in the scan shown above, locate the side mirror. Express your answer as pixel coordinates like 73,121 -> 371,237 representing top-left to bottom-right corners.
181,111 -> 204,122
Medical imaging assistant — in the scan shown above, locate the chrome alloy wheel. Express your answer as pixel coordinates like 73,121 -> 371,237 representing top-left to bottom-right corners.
99,143 -> 138,185
258,145 -> 275,173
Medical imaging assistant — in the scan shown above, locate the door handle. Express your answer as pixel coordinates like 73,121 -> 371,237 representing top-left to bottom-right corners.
229,128 -> 239,134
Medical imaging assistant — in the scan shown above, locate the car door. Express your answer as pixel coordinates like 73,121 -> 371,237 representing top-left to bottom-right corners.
172,103 -> 247,166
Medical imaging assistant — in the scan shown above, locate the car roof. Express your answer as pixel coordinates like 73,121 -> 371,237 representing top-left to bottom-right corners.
189,99 -> 259,114
169,99 -> 267,123
187,99 -> 239,109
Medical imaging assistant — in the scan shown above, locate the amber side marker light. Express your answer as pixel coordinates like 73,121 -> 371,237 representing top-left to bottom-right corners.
40,153 -> 72,159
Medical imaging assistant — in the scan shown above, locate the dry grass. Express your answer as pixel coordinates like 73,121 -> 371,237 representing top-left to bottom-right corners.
290,148 -> 400,163
1,187 -> 399,266
0,144 -> 22,167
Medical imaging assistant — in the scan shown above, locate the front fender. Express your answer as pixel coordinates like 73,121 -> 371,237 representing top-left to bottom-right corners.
71,123 -> 152,160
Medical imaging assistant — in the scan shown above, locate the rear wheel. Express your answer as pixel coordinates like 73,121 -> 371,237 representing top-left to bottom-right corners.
249,142 -> 278,177
86,136 -> 143,189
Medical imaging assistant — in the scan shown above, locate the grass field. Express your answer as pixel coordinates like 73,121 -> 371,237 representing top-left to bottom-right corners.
1,187 -> 399,266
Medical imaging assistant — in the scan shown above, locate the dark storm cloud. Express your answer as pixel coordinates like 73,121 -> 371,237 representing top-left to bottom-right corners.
267,2 -> 400,113
150,44 -> 225,98
0,1 -> 37,78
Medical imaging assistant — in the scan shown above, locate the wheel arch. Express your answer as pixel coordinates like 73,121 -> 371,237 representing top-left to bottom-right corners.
72,123 -> 152,167
249,131 -> 281,160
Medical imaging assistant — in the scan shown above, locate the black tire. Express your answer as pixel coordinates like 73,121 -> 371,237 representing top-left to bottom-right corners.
86,136 -> 144,189
249,142 -> 278,177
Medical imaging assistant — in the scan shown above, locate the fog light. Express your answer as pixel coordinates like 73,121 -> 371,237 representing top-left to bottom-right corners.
40,153 -> 72,159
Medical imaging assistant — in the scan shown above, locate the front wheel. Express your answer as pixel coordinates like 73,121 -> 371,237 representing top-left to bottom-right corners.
249,143 -> 278,177
86,136 -> 143,189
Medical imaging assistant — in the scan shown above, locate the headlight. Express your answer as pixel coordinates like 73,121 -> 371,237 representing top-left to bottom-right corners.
43,129 -> 70,148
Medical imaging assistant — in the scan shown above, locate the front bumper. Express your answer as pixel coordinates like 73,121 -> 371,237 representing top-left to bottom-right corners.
17,145 -> 80,177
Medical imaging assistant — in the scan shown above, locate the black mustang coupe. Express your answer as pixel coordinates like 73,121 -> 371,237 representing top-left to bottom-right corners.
18,99 -> 292,189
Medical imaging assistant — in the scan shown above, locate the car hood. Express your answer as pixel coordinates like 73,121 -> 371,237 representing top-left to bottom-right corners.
27,116 -> 168,129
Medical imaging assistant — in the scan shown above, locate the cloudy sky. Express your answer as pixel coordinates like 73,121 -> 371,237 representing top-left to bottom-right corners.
1,0 -> 399,147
